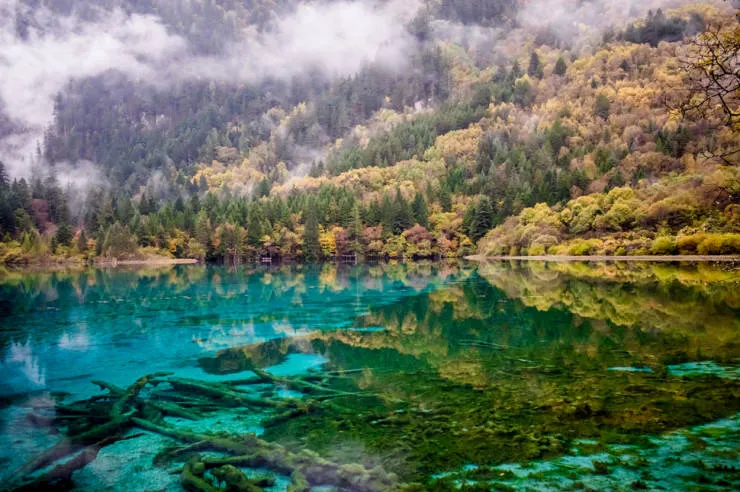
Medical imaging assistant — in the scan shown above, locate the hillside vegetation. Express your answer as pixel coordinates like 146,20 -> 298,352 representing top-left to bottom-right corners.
0,1 -> 738,265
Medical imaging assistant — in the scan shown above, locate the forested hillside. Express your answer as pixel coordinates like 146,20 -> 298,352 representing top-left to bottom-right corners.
0,0 -> 738,265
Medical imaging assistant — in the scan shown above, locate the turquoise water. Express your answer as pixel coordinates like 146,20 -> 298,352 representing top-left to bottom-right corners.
0,261 -> 738,490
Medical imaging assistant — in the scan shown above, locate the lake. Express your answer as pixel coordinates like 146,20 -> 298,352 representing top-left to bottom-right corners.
0,261 -> 738,490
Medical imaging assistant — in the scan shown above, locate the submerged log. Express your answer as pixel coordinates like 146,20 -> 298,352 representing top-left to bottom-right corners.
93,380 -> 201,420
9,373 -> 165,485
12,370 -> 398,492
162,377 -> 283,408
251,368 -> 347,396
12,434 -> 142,492
211,464 -> 269,491
181,458 -> 220,492
9,410 -> 136,484
148,400 -> 203,421
111,372 -> 172,418
132,417 -> 398,491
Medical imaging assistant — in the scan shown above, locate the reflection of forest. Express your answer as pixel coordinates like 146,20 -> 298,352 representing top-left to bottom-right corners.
478,261 -> 740,362
0,262 -> 469,313
0,263 -> 472,349
199,261 -> 740,481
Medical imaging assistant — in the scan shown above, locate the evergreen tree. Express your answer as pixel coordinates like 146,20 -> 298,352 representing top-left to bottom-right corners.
77,229 -> 88,253
139,193 -> 153,215
393,189 -> 414,234
256,177 -> 271,198
338,197 -> 355,228
554,56 -> 567,76
43,169 -> 69,224
0,161 -> 8,187
380,193 -> 395,235
350,204 -> 363,253
513,79 -> 534,107
195,211 -> 212,243
509,61 -> 522,82
11,178 -> 31,212
366,200 -> 382,226
411,191 -> 429,228
0,163 -> 13,235
439,185 -> 452,212
465,196 -> 494,242
246,207 -> 263,248
594,93 -> 611,120
55,223 -> 74,247
303,201 -> 321,262
528,52 -> 544,79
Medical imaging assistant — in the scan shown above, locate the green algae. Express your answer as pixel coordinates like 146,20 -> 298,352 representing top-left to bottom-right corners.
245,263 -> 739,485
430,414 -> 740,490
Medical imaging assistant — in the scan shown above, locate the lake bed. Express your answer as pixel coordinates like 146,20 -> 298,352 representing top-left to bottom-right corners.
1,261 -> 738,490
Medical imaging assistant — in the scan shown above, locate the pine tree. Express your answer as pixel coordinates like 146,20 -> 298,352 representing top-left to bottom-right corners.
593,93 -> 611,120
366,200 -> 381,226
393,189 -> 414,234
194,211 -> 212,252
246,207 -> 263,248
350,204 -> 363,253
380,193 -> 395,235
256,178 -> 271,198
77,229 -> 88,253
509,61 -> 522,82
411,191 -> 429,228
55,223 -> 74,247
439,185 -> 452,213
465,196 -> 494,242
528,52 -> 543,79
303,202 -> 321,262
0,161 -> 8,187
139,193 -> 152,215
554,56 -> 567,76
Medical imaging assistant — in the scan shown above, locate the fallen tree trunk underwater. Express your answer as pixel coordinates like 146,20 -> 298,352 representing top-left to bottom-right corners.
6,371 -> 399,492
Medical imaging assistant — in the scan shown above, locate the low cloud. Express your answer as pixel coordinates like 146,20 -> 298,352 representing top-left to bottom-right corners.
0,0 -> 420,177
199,0 -> 416,82
517,0 -> 725,48
0,0 -> 186,176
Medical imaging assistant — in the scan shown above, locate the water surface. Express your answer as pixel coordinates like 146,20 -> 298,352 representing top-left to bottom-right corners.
0,261 -> 738,490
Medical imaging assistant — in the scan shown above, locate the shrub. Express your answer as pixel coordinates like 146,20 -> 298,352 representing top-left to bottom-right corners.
0,241 -> 27,265
677,233 -> 704,254
528,244 -> 546,256
547,244 -> 567,255
696,233 -> 740,255
568,239 -> 594,256
651,236 -> 677,255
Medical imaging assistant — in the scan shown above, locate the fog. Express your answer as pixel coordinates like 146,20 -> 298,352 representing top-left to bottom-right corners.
0,0 -> 419,177
0,0 -> 725,179
517,0 -> 721,47
180,1 -> 417,83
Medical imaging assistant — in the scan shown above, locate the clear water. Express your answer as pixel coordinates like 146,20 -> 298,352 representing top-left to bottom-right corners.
0,261 -> 738,490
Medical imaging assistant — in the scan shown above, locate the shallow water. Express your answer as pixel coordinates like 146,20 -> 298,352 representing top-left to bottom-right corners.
0,261 -> 738,490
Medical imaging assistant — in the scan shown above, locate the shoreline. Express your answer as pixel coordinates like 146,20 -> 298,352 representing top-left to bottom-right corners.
466,255 -> 740,262
1,257 -> 199,273
5,255 -> 740,272
96,258 -> 199,267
